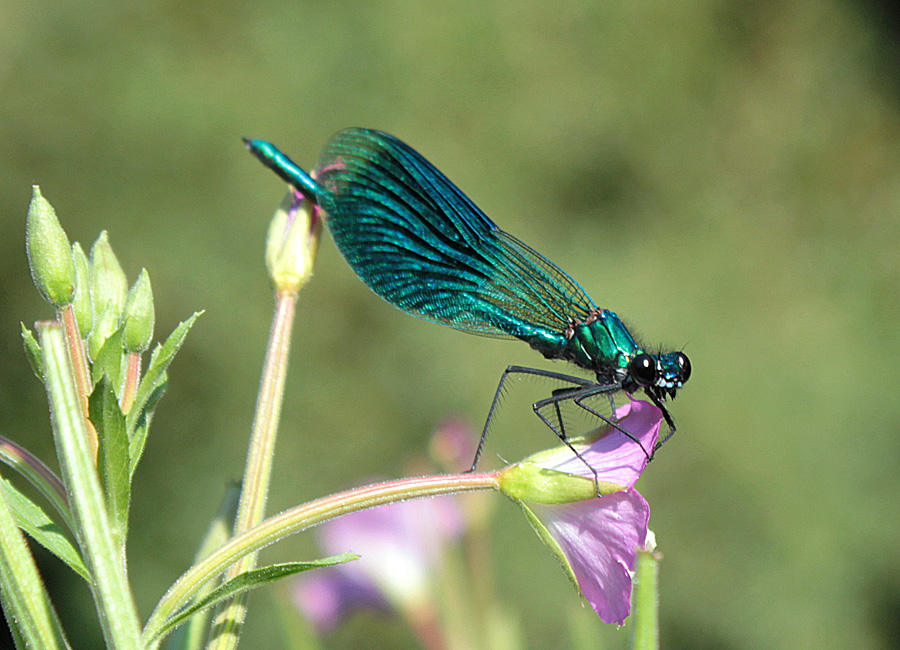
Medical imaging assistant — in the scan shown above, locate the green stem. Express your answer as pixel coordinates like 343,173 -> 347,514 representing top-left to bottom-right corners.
630,547 -> 660,650
119,352 -> 141,415
207,290 -> 296,649
60,304 -> 98,459
144,472 -> 500,648
39,322 -> 143,650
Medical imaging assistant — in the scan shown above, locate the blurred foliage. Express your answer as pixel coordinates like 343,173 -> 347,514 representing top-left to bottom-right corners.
1,0 -> 900,648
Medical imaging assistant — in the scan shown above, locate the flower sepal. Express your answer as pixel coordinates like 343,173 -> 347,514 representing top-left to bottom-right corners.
514,497 -> 582,596
265,191 -> 321,294
498,463 -> 624,504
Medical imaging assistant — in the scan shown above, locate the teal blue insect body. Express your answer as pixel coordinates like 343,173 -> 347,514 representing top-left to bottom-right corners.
246,128 -> 690,465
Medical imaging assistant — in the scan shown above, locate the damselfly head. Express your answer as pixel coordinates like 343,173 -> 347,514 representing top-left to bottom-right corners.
626,351 -> 691,402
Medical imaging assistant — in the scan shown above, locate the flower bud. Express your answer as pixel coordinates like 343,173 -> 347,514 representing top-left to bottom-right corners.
26,186 -> 75,307
265,191 -> 321,293
122,269 -> 154,352
71,242 -> 93,336
90,231 -> 127,323
87,305 -> 121,361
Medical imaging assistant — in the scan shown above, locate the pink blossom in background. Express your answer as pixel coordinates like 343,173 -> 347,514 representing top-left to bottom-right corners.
293,492 -> 465,632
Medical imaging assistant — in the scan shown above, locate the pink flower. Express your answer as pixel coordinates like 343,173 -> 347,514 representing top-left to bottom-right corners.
500,398 -> 662,625
531,490 -> 650,624
292,493 -> 465,633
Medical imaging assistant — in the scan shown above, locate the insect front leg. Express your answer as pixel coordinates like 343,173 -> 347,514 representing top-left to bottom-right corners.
573,389 -> 653,461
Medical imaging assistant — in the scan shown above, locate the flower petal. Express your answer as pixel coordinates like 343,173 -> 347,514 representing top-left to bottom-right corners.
541,399 -> 662,488
533,489 -> 650,625
316,496 -> 465,606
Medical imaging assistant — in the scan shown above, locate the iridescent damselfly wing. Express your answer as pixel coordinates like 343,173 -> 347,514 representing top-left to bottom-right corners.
245,129 -> 691,474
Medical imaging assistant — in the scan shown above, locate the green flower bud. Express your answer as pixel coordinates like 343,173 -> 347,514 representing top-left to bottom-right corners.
90,231 -> 127,323
265,192 -> 321,293
122,269 -> 154,352
25,186 -> 76,306
71,242 -> 93,336
498,463 -> 622,504
87,305 -> 121,361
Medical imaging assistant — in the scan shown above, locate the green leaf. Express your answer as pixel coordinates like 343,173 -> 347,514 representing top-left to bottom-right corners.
0,474 -> 71,650
149,555 -> 357,645
0,479 -> 88,581
0,436 -> 72,533
90,378 -> 130,541
21,324 -> 43,380
126,312 -> 201,475
90,326 -> 125,393
128,375 -> 166,477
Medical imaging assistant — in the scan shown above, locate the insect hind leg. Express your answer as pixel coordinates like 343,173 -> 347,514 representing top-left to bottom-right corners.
531,389 -> 606,496
469,366 -> 593,473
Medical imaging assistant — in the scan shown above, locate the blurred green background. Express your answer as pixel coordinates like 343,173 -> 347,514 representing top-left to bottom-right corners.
2,0 -> 900,648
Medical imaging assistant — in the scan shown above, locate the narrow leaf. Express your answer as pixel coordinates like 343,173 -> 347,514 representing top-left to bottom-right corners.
128,376 -> 166,477
0,479 -> 88,581
21,324 -> 43,380
149,555 -> 356,645
129,312 -> 201,431
0,470 -> 70,650
90,326 -> 125,393
0,436 -> 71,531
126,311 -> 200,474
90,378 -> 130,541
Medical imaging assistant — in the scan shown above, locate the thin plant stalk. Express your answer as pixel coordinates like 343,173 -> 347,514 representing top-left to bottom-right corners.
207,290 -> 297,649
144,472 -> 500,648
59,304 -> 98,458
120,352 -> 141,415
39,322 -> 143,650
0,435 -> 71,530
629,548 -> 660,650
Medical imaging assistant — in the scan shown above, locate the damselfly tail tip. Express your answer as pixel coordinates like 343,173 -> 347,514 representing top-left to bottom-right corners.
242,137 -> 265,153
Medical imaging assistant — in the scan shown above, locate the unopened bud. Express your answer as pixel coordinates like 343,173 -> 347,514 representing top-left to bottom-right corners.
90,231 -> 127,323
265,191 -> 321,293
71,242 -> 93,335
122,270 -> 154,352
26,186 -> 75,307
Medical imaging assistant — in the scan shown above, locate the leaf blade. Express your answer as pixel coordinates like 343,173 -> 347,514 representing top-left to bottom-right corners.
127,312 -> 201,476
149,555 -> 356,645
0,479 -> 89,582
90,378 -> 130,541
